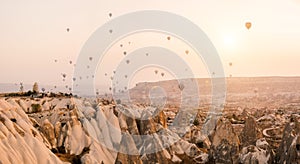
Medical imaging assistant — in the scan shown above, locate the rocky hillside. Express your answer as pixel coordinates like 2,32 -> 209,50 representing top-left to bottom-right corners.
1,77 -> 300,164
0,96 -> 210,163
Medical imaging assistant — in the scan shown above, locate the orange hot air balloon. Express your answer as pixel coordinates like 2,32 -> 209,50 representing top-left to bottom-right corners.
245,22 -> 252,30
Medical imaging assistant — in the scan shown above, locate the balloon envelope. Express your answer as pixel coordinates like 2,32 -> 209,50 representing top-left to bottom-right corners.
245,22 -> 252,30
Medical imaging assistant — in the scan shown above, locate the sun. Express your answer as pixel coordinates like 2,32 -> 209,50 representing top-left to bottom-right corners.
223,35 -> 236,49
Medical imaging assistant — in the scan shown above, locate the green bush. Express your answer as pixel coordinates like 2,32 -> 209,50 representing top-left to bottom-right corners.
31,104 -> 42,113
193,118 -> 200,126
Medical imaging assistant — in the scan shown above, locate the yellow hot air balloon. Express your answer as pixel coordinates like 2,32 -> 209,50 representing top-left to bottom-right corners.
245,22 -> 252,30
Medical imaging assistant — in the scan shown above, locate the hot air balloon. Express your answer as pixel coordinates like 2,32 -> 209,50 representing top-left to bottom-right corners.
229,62 -> 233,66
54,59 -> 57,63
120,44 -> 123,47
109,13 -> 112,17
161,73 -> 165,77
178,83 -> 184,91
155,70 -> 158,74
69,61 -> 72,64
123,51 -> 127,55
245,22 -> 252,30
66,28 -> 70,32
146,53 -> 149,56
61,73 -> 66,78
185,50 -> 189,54
126,60 -> 130,64
167,36 -> 171,40
89,57 -> 93,61
125,75 -> 128,78
109,29 -> 113,33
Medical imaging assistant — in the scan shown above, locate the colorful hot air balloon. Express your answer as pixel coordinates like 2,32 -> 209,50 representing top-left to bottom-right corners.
245,22 -> 252,30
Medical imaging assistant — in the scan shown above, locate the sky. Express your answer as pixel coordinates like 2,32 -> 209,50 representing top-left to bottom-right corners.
1,0 -> 300,91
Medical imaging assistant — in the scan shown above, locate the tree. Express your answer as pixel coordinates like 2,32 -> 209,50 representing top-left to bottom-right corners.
33,82 -> 39,94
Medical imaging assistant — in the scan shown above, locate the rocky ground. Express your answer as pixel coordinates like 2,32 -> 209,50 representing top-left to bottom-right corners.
0,77 -> 300,163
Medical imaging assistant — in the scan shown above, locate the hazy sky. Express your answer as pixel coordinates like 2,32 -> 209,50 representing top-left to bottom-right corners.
1,0 -> 300,89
